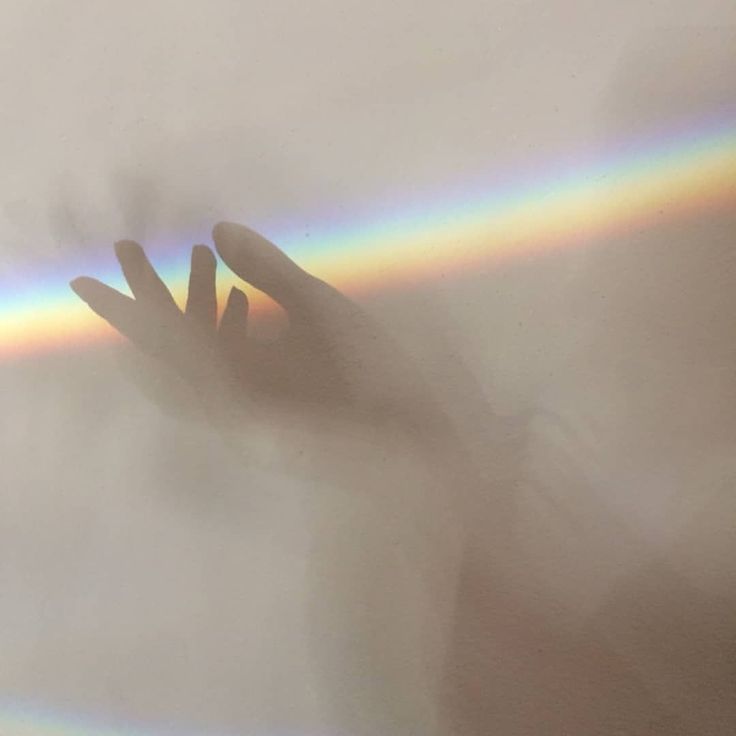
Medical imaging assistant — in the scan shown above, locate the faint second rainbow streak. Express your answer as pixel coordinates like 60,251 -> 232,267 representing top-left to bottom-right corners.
0,697 -> 263,736
1,114 -> 735,359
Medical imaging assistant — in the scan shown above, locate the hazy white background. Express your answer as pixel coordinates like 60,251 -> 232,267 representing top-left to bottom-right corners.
1,2 -> 735,734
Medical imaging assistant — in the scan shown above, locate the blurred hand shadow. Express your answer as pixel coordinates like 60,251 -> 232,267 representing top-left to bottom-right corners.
70,222 -> 466,465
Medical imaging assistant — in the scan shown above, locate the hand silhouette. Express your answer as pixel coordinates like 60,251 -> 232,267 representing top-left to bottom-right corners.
70,222 -> 442,441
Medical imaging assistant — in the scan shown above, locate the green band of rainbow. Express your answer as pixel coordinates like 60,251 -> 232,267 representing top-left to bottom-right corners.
2,114 -> 735,360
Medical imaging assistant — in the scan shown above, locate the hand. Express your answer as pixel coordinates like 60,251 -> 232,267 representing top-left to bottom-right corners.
70,222 -> 444,441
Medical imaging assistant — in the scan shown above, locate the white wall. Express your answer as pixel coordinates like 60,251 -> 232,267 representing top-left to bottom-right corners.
1,2 -> 735,734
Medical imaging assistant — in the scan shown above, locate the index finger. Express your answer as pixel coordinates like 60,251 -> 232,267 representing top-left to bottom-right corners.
115,240 -> 180,314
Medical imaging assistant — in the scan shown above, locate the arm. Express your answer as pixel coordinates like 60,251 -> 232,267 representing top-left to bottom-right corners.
71,221 -> 470,735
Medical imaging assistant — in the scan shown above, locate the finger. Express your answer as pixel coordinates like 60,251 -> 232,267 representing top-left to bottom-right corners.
185,244 -> 217,329
70,276 -> 177,356
114,240 -> 179,313
70,276 -> 150,345
219,286 -> 249,353
212,221 -> 322,312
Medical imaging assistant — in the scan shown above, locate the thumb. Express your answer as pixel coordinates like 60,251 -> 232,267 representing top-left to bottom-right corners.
212,221 -> 319,310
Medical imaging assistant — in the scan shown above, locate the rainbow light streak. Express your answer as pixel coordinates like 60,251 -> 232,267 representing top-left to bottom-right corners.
0,698 -> 330,736
1,114 -> 735,359
0,700 -> 220,736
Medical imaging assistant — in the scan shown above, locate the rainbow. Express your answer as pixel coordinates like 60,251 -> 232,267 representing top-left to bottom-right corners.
0,698 -> 327,736
0,699 -> 213,736
1,112 -> 735,359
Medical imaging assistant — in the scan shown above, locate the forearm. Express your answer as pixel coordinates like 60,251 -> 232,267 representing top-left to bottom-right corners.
302,432 -> 466,736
